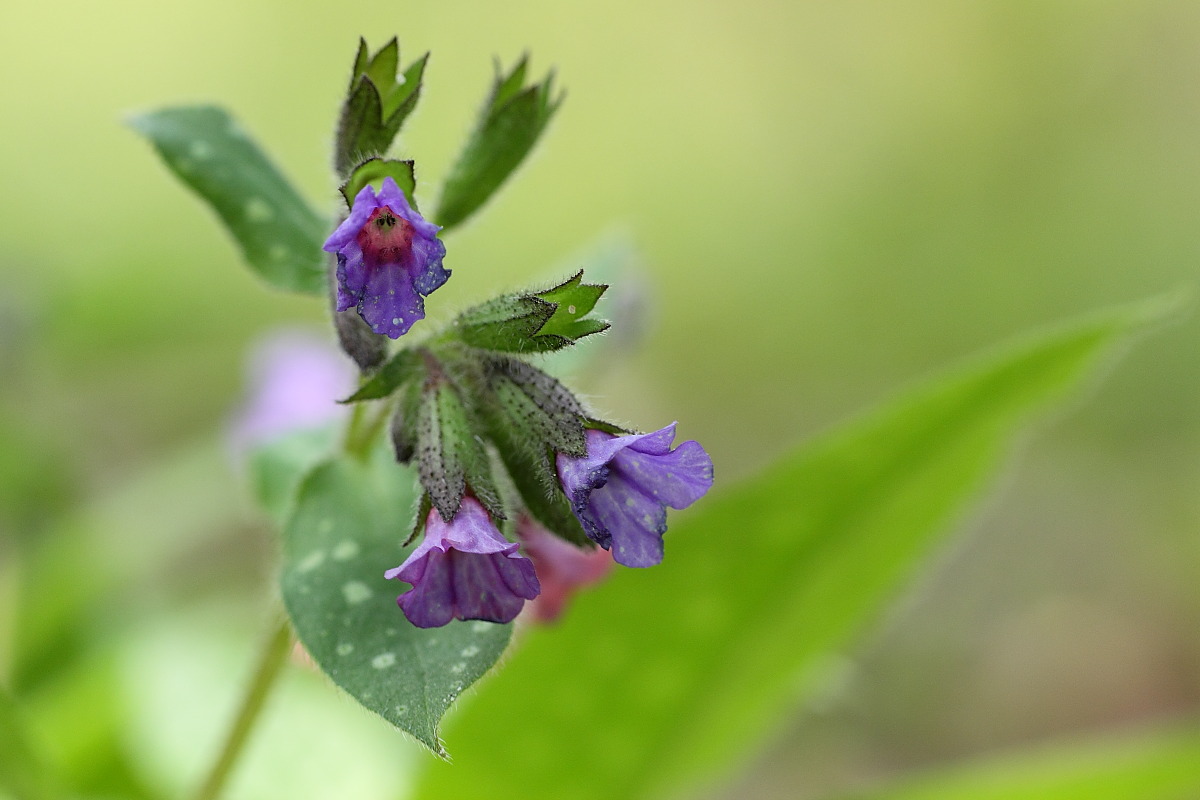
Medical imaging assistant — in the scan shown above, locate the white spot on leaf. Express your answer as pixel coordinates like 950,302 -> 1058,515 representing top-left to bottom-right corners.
244,197 -> 274,223
332,540 -> 359,560
460,645 -> 480,658
297,551 -> 325,573
372,652 -> 396,669
341,581 -> 372,604
336,643 -> 354,656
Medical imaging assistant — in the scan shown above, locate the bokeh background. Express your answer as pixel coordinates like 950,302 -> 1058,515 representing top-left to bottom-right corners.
1,1 -> 1197,798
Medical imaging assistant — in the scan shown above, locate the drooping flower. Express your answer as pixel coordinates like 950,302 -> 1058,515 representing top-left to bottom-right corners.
385,496 -> 540,628
323,177 -> 449,339
516,515 -> 613,623
556,423 -> 713,568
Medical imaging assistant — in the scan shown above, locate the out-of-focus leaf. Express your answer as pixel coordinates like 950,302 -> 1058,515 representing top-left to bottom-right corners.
248,426 -> 339,527
0,687 -> 59,800
416,300 -> 1164,799
279,455 -> 511,756
130,106 -> 328,295
839,725 -> 1200,800
435,55 -> 563,230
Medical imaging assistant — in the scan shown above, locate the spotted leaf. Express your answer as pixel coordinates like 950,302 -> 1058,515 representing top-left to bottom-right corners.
131,105 -> 328,294
279,454 -> 512,756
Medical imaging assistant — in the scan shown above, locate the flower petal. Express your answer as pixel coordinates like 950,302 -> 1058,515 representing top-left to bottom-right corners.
397,548 -> 456,628
357,260 -> 424,338
615,439 -> 713,509
588,472 -> 668,567
324,184 -> 379,251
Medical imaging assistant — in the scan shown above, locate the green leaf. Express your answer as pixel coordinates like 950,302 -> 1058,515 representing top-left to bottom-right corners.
335,38 -> 428,177
483,354 -> 586,457
280,455 -> 512,756
435,56 -> 563,230
130,106 -> 328,295
455,295 -> 561,353
415,300 -> 1163,799
248,426 -> 339,526
340,157 -> 418,210
0,687 -> 60,800
343,348 -> 424,403
453,272 -> 609,354
841,725 -> 1200,800
415,382 -> 466,521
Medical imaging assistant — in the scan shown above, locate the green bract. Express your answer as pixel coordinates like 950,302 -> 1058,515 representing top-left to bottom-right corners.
436,55 -> 563,229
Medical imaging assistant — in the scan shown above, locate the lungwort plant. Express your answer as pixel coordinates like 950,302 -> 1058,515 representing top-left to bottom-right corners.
116,35 -> 1194,800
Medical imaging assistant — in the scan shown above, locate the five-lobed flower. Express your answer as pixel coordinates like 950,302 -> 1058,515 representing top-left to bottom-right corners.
556,423 -> 714,567
323,176 -> 449,339
385,496 -> 541,628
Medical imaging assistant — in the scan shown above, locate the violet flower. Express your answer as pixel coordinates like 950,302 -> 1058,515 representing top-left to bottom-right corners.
323,177 -> 449,339
227,328 -> 354,459
556,423 -> 713,568
517,515 -> 613,623
385,497 -> 540,628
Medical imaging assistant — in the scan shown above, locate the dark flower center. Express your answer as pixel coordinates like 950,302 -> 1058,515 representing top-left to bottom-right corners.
358,206 -> 414,265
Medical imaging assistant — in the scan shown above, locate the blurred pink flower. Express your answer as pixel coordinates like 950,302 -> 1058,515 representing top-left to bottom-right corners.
228,328 -> 354,458
518,515 -> 613,624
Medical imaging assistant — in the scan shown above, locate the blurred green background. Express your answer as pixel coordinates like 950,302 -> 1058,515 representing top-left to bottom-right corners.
1,1 -> 1197,798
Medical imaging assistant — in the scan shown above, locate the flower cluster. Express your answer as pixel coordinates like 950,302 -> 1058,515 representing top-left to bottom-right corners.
315,43 -> 712,630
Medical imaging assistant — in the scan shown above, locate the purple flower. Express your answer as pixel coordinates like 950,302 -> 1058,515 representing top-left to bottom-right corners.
556,423 -> 713,568
322,177 -> 449,339
227,328 -> 354,459
385,496 -> 541,628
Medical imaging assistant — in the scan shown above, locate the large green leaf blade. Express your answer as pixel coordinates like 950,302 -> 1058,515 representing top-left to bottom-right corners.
416,301 -> 1161,799
0,687 -> 60,800
841,725 -> 1200,800
279,455 -> 512,755
130,106 -> 328,294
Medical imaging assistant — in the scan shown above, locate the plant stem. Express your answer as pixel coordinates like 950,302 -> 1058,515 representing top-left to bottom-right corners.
344,400 -> 391,461
190,616 -> 293,800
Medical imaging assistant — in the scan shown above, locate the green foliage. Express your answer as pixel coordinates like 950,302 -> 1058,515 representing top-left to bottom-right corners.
343,349 -> 424,403
483,354 -> 587,458
339,157 -> 418,211
415,380 -> 503,520
129,106 -> 328,295
279,454 -> 512,756
435,55 -> 563,229
841,725 -> 1200,800
0,687 -> 59,800
248,426 -> 339,527
335,38 -> 428,177
454,271 -> 609,353
416,302 -> 1154,796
